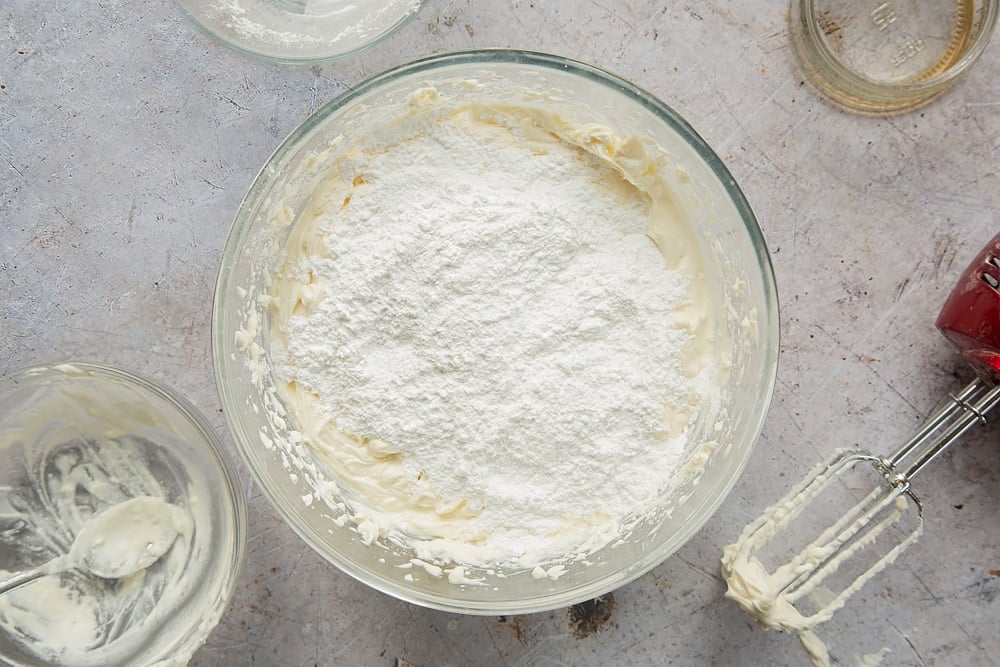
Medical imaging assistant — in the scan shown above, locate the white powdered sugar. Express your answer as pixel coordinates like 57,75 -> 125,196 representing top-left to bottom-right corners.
276,107 -> 699,559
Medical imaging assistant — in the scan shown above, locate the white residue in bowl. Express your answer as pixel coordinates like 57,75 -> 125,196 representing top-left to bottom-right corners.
198,0 -> 422,56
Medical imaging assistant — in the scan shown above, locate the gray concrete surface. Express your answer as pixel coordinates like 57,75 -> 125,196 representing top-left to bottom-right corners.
3,1 -> 1000,665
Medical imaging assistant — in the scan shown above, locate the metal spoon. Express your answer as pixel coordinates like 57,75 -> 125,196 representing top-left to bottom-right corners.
0,495 -> 189,595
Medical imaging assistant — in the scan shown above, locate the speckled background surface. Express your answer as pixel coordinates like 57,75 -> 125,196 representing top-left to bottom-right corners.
3,1 -> 1000,665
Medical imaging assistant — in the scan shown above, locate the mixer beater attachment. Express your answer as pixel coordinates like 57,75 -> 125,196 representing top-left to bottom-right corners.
723,233 -> 1000,631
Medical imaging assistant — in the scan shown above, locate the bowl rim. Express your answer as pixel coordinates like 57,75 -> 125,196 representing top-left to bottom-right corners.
0,360 -> 248,660
174,0 -> 426,65
212,48 -> 780,615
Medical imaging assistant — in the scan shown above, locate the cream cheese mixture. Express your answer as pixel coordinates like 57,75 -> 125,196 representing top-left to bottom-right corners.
68,496 -> 191,580
262,86 -> 722,570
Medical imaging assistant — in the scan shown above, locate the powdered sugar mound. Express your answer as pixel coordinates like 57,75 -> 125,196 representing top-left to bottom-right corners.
278,108 -> 696,557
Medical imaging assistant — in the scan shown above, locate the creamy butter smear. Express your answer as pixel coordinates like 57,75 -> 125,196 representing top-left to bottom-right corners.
246,83 -> 729,575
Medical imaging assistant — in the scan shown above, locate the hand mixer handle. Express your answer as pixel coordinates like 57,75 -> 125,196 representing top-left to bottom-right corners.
936,232 -> 1000,381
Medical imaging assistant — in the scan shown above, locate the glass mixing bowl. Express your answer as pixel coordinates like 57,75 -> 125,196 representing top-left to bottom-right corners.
0,363 -> 246,666
175,0 -> 424,64
213,49 -> 779,614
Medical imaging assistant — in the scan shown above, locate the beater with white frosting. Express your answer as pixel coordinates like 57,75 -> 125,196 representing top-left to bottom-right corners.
722,233 -> 1000,665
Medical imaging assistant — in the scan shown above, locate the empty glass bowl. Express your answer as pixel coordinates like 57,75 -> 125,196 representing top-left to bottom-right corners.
790,0 -> 999,113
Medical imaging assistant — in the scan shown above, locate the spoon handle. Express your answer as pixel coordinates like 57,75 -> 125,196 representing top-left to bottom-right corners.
0,555 -> 71,596
0,566 -> 47,596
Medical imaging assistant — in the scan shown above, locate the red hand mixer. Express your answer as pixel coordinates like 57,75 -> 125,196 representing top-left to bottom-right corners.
722,233 -> 1000,630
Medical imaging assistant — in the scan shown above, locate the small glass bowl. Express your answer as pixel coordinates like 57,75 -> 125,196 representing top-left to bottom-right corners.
0,363 -> 246,666
213,49 -> 779,615
175,0 -> 424,64
790,0 -> 999,114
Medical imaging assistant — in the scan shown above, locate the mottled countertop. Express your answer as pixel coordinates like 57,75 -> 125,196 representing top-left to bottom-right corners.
3,1 -> 1000,665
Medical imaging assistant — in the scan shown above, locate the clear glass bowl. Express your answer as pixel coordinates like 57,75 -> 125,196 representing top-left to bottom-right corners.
790,0 -> 999,113
213,49 -> 779,614
0,363 -> 246,666
175,0 -> 424,64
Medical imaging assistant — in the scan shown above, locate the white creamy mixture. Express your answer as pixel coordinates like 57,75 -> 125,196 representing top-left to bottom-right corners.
68,496 -> 191,579
265,87 -> 721,568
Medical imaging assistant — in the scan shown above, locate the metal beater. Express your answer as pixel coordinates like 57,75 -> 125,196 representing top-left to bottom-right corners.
722,233 -> 1000,630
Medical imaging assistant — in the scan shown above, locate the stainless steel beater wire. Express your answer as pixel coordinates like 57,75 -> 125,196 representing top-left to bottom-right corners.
780,481 -> 886,598
794,501 -> 924,626
887,378 -> 985,468
903,382 -> 1000,480
746,452 -> 877,550
774,456 -> 883,595
786,486 -> 908,603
